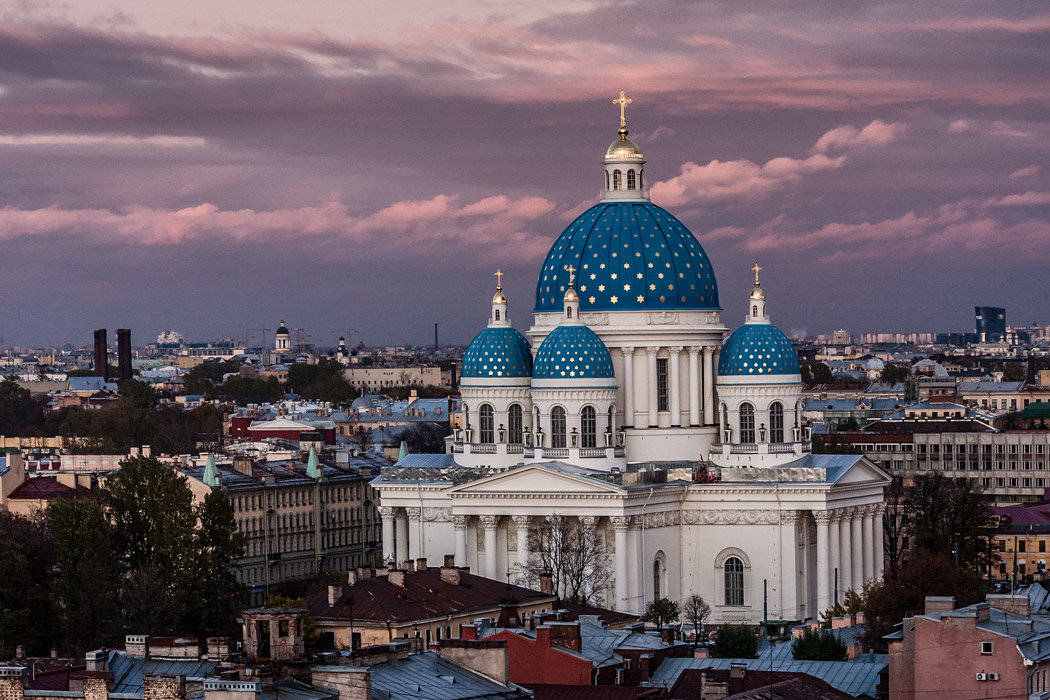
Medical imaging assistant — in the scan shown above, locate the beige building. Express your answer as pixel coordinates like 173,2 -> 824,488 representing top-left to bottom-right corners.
176,453 -> 386,602
342,365 -> 450,392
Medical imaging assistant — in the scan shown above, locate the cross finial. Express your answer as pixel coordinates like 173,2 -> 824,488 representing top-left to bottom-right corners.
565,264 -> 576,288
612,90 -> 632,129
494,268 -> 504,292
752,262 -> 762,287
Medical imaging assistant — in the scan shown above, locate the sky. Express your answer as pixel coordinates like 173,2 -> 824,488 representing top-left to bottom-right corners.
1,1 -> 1049,348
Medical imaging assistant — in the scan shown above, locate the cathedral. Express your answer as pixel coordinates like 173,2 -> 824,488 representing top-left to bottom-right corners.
373,95 -> 888,626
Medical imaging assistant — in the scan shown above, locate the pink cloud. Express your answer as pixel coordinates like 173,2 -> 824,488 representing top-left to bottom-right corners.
1009,165 -> 1041,179
948,119 -> 972,134
990,191 -> 1050,207
0,194 -> 558,266
812,119 -> 906,153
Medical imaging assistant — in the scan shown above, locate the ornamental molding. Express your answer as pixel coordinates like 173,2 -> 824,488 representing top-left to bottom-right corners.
706,311 -> 721,324
641,510 -> 680,528
714,546 -> 752,568
405,507 -> 422,520
647,311 -> 680,325
479,515 -> 500,528
423,507 -> 451,522
378,506 -> 395,519
610,516 -> 630,530
452,515 -> 469,528
581,312 -> 610,326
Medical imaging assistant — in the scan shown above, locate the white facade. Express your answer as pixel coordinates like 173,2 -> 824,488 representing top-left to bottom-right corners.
373,103 -> 887,626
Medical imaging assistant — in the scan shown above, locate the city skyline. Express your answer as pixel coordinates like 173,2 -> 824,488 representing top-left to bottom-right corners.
1,1 -> 1048,346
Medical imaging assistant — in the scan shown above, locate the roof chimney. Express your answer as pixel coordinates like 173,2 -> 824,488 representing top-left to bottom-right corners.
539,572 -> 554,595
328,585 -> 343,607
388,570 -> 406,588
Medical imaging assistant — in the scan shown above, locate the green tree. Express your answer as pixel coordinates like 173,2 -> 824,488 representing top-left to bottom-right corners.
191,490 -> 246,635
286,360 -> 356,403
805,362 -> 834,384
907,472 -> 993,569
402,423 -> 449,454
640,597 -> 681,630
879,364 -> 910,384
820,587 -> 868,629
119,378 -> 158,410
0,511 -> 59,657
46,499 -> 121,653
101,456 -> 198,629
682,594 -> 711,650
220,375 -> 284,405
183,362 -> 240,396
714,624 -> 758,658
792,627 -> 847,661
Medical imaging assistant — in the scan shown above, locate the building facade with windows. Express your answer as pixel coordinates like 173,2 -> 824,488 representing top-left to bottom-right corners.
373,103 -> 888,626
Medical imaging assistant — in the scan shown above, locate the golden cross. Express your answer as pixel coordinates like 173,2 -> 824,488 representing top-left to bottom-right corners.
752,262 -> 762,287
612,90 -> 632,128
494,268 -> 504,291
565,264 -> 576,288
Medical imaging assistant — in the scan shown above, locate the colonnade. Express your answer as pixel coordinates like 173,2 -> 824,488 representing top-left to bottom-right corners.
813,504 -> 885,611
620,345 -> 718,428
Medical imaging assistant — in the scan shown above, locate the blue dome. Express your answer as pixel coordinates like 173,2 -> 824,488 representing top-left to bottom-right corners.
718,323 -> 800,377
534,202 -> 718,312
533,325 -> 615,380
461,327 -> 533,378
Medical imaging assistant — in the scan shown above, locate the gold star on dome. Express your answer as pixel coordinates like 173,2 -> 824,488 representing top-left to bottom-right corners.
598,284 -> 605,292
610,296 -> 619,304
623,284 -> 631,291
637,295 -> 645,303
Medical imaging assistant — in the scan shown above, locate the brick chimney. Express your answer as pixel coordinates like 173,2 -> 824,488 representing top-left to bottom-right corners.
924,596 -> 956,615
440,563 -> 461,586
461,624 -> 478,641
539,572 -> 554,595
416,557 -> 428,571
388,570 -> 406,588
404,560 -> 415,573
987,594 -> 1032,617
546,622 -> 582,652
328,584 -> 344,607
443,554 -> 455,567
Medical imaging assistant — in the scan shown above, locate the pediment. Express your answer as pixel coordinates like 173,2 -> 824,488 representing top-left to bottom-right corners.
449,463 -> 624,496
829,456 -> 891,486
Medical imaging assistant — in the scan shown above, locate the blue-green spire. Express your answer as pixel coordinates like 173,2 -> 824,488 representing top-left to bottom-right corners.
398,440 -> 409,462
306,447 -> 320,479
203,454 -> 220,488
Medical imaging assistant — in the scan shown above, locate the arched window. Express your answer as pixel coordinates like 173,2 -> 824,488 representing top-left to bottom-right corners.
739,403 -> 755,443
613,170 -> 622,189
479,404 -> 494,443
638,170 -> 644,189
605,171 -> 610,190
653,560 -> 661,599
724,557 -> 744,606
508,404 -> 523,444
627,169 -> 636,190
551,406 -> 567,448
581,406 -> 597,448
770,402 -> 784,443
463,404 -> 470,429
495,310 -> 500,321
722,404 -> 729,432
567,306 -> 573,319
653,552 -> 666,599
752,305 -> 758,318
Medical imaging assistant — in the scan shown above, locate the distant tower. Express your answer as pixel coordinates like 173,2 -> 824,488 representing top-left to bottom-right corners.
93,329 -> 108,381
117,329 -> 132,383
275,320 -> 291,352
975,306 -> 1006,343
337,336 -> 350,365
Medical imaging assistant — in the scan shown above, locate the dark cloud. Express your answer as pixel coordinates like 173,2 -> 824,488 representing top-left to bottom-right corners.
0,2 -> 1049,344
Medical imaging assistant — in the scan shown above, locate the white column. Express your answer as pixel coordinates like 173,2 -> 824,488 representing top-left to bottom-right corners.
828,509 -> 841,605
453,515 -> 468,568
622,347 -> 636,428
815,511 -> 831,614
627,517 -> 640,613
512,515 -> 530,585
395,510 -> 409,567
612,516 -> 630,612
379,506 -> 396,565
480,515 -> 500,581
875,504 -> 886,580
406,507 -> 422,562
688,347 -> 701,426
780,510 -> 800,620
838,509 -> 852,594
851,509 -> 864,588
647,347 -> 659,427
703,347 -> 715,425
862,505 -> 875,584
668,346 -> 682,427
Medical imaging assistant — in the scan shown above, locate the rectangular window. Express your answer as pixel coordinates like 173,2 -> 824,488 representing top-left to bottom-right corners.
656,358 -> 669,412
981,641 -> 994,654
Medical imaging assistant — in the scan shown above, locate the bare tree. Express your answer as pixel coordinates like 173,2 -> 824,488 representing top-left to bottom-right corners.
522,515 -> 610,606
682,594 -> 710,650
883,476 -> 908,576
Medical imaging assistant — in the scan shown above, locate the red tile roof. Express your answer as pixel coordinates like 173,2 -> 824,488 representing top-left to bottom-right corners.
306,567 -> 556,624
6,477 -> 93,501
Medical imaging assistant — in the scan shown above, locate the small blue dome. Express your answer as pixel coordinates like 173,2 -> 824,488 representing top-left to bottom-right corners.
533,325 -> 614,380
535,201 -> 719,312
718,324 -> 800,377
461,327 -> 533,378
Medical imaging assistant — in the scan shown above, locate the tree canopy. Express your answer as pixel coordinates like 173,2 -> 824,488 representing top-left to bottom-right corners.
792,627 -> 847,661
714,624 -> 758,658
640,598 -> 680,630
